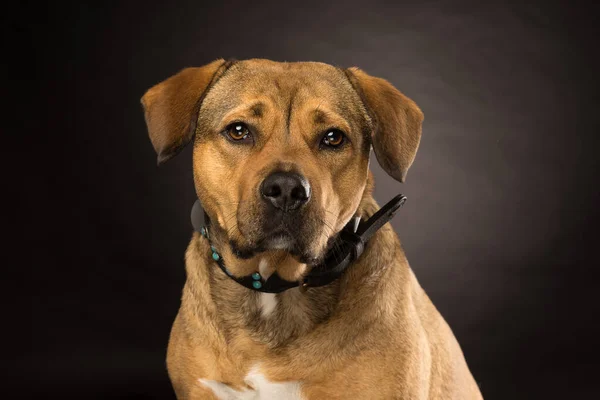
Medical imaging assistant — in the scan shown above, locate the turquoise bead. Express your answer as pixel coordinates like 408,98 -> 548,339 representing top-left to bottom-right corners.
252,281 -> 262,289
200,227 -> 207,237
251,272 -> 261,280
210,245 -> 217,252
212,252 -> 220,261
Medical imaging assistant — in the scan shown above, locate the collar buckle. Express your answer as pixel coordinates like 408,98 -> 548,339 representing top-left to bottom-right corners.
340,229 -> 365,260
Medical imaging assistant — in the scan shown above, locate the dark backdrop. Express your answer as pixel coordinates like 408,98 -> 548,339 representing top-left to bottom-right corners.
11,0 -> 599,398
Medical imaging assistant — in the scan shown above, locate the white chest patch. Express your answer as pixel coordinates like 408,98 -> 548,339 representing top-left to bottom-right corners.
199,365 -> 303,400
259,292 -> 278,317
258,259 -> 277,317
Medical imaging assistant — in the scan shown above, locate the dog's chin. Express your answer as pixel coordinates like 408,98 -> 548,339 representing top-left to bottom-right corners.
262,233 -> 296,251
229,231 -> 322,264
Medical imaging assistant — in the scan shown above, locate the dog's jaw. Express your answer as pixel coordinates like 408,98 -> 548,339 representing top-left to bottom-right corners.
228,233 -> 321,265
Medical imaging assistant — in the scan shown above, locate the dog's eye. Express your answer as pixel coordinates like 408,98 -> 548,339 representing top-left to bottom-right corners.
321,129 -> 346,148
225,123 -> 251,142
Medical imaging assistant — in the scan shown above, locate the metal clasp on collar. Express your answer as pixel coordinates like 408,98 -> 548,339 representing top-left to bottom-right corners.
299,281 -> 309,293
340,229 -> 366,260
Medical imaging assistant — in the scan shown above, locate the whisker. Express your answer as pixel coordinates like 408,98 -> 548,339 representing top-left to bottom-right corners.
226,223 -> 239,236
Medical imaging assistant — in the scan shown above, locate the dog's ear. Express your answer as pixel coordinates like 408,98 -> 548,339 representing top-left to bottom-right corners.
346,67 -> 424,183
141,59 -> 230,165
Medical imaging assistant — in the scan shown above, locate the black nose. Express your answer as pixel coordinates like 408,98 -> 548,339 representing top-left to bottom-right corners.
260,172 -> 311,212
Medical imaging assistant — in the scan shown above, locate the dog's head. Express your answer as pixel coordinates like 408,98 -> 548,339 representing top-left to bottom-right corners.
142,59 -> 423,265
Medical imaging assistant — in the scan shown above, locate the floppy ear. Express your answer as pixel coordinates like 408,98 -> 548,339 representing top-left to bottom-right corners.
346,67 -> 424,183
141,59 -> 230,165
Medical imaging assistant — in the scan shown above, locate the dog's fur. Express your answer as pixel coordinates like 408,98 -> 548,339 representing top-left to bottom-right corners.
141,59 -> 483,399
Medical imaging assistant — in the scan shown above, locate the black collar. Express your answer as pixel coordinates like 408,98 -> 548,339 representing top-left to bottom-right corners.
191,194 -> 406,293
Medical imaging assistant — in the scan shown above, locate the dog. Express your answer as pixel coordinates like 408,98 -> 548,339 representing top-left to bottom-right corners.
141,58 -> 483,399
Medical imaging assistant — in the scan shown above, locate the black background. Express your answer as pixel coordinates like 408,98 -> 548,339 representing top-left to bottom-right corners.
11,0 -> 600,398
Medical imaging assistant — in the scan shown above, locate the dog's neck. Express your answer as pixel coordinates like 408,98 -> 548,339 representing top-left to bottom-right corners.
182,192 -> 406,348
188,218 -> 344,347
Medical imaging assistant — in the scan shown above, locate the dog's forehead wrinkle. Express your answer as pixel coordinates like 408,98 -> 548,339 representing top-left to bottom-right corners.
285,87 -> 298,135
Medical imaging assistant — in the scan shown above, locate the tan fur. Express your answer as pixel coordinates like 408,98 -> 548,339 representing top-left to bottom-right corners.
142,59 -> 482,399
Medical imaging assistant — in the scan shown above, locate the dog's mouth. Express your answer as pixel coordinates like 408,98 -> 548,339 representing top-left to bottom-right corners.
230,222 -> 328,264
230,229 -> 302,258
231,202 -> 334,264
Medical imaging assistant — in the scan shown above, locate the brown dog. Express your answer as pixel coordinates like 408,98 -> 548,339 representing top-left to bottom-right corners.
141,59 -> 483,399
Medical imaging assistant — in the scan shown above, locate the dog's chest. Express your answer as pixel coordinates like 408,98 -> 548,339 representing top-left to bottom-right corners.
199,365 -> 303,400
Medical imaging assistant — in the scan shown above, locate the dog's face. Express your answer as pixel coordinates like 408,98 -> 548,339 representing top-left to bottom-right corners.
142,59 -> 423,264
193,60 -> 372,263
